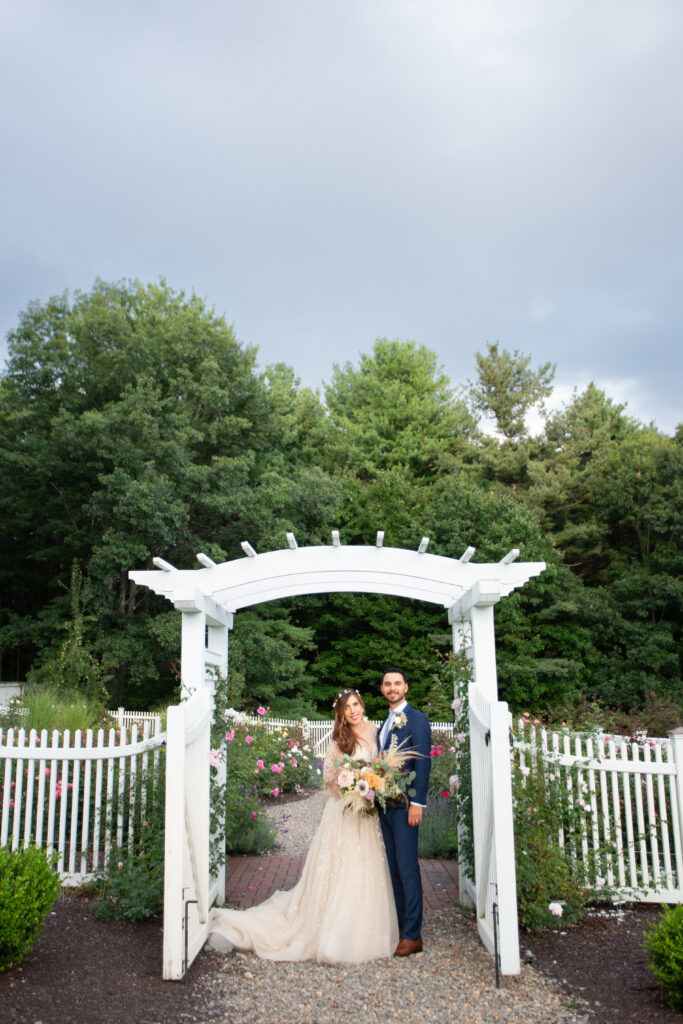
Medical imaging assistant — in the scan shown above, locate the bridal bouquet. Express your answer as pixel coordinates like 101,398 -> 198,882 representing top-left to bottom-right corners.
334,737 -> 417,815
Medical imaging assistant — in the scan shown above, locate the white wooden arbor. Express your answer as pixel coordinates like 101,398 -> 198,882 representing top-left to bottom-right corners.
130,533 -> 545,979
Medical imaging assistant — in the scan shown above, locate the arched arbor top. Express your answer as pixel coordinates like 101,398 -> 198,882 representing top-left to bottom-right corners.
129,534 -> 545,625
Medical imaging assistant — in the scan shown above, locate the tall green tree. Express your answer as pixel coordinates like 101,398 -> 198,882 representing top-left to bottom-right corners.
0,279 -> 337,707
325,338 -> 477,479
469,341 -> 555,441
524,386 -> 683,708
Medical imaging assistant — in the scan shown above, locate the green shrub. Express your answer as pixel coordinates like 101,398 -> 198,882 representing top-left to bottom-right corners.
512,758 -> 589,930
225,797 -> 278,855
418,794 -> 458,858
222,710 -> 318,798
0,846 -> 61,971
94,756 -> 166,922
4,684 -> 108,734
643,904 -> 683,1011
94,817 -> 165,922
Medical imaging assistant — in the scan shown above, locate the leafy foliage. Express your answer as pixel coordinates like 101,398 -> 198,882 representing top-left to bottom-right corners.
325,338 -> 477,479
93,755 -> 166,922
208,671 -> 320,861
512,756 -> 591,930
0,284 -> 680,724
1,684 -> 108,734
469,341 -> 555,440
0,846 -> 61,971
417,794 -> 458,858
643,904 -> 683,1011
0,280 -> 337,708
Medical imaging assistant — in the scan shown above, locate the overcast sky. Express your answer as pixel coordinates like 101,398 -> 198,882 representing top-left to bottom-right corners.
1,0 -> 681,433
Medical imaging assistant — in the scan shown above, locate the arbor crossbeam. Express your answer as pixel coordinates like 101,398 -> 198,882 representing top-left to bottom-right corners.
129,540 -> 544,616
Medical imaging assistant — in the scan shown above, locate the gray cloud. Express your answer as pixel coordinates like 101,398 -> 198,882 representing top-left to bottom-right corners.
1,0 -> 681,431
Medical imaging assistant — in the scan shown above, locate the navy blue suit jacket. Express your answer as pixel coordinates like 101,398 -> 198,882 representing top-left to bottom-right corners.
380,704 -> 432,806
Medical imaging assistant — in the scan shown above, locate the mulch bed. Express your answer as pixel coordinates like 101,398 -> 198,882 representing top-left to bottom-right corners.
0,890 -> 227,1024
526,903 -> 682,1022
1,887 -> 681,1024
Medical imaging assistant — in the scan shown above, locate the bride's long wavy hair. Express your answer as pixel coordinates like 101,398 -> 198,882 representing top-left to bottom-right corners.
331,689 -> 366,756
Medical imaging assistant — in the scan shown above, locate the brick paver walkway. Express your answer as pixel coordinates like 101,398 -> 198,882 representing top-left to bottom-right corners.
224,855 -> 459,908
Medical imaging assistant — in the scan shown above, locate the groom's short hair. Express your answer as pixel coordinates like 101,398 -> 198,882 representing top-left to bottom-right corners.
381,667 -> 407,685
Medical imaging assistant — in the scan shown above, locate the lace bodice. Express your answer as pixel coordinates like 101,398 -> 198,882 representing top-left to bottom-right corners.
323,732 -> 378,791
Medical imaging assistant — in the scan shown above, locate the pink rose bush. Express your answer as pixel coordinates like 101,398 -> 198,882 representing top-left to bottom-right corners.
215,706 -> 317,856
219,709 -> 314,799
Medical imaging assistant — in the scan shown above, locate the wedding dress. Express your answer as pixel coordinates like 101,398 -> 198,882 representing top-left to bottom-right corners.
207,733 -> 399,963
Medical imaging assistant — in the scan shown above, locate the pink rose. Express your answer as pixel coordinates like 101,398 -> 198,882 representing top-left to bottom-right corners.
256,759 -> 265,768
245,735 -> 254,744
257,706 -> 266,715
226,729 -> 235,742
251,812 -> 257,819
272,787 -> 280,797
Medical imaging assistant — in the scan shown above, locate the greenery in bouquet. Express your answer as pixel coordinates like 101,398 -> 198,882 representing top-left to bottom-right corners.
334,736 -> 416,815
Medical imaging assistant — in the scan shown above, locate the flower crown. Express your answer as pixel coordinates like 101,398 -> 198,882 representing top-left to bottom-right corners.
332,688 -> 361,709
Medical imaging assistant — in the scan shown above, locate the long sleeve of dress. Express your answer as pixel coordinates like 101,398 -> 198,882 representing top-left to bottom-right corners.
323,738 -> 343,794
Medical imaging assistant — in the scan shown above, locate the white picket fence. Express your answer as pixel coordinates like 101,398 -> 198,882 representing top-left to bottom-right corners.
0,720 -> 165,884
244,715 -> 456,756
4,702 -> 681,907
108,708 -> 163,730
516,721 -> 683,903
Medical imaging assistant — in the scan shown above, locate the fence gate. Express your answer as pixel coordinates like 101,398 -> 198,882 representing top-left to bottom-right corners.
466,683 -> 520,975
163,687 -> 211,980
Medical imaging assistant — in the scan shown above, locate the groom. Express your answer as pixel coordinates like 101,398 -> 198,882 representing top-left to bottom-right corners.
378,667 -> 431,956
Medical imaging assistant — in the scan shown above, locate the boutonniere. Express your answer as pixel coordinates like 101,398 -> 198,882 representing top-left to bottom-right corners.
391,711 -> 407,731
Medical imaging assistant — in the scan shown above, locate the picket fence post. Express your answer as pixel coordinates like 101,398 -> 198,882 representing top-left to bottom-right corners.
668,727 -> 683,884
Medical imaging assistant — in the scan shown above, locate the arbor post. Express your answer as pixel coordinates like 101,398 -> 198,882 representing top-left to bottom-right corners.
181,611 -> 207,697
469,588 -> 502,700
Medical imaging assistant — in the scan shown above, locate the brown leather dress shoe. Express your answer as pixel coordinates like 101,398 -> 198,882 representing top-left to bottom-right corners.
394,937 -> 423,956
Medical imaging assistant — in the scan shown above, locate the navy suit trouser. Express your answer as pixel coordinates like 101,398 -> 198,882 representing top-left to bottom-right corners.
379,804 -> 422,940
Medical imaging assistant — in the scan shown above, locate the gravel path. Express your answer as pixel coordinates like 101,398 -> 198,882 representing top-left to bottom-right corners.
187,791 -> 592,1024
263,788 -> 325,854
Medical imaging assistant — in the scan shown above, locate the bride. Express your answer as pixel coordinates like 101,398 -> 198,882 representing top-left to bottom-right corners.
207,688 -> 399,963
